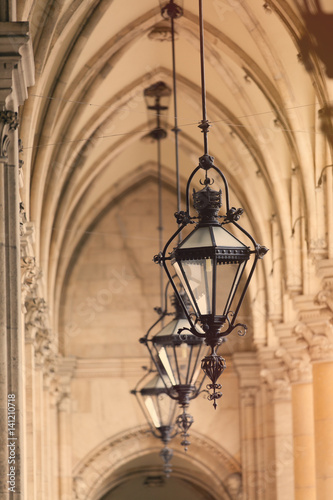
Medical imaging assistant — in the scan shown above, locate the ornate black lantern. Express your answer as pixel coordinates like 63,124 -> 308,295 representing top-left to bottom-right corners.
141,292 -> 207,449
159,0 -> 183,20
154,0 -> 268,408
131,371 -> 178,476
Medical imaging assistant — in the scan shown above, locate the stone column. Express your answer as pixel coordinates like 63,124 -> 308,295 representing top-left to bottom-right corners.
275,325 -> 316,500
294,266 -> 333,500
260,350 -> 294,500
58,358 -> 76,500
233,353 -> 262,500
21,220 -> 40,499
50,383 -> 60,500
0,21 -> 34,499
313,361 -> 333,498
295,319 -> 333,500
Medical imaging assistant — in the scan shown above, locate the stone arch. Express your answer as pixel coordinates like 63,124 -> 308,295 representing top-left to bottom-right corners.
72,426 -> 242,500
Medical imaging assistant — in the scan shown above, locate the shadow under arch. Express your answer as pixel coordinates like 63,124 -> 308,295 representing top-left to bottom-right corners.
72,426 -> 241,500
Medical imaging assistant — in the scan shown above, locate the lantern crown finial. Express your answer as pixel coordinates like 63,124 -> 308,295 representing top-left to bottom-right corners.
193,185 -> 222,224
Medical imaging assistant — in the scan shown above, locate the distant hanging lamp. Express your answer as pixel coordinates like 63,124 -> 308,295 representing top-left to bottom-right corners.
131,370 -> 178,477
154,0 -> 268,408
159,0 -> 183,20
140,288 -> 207,450
143,80 -> 171,313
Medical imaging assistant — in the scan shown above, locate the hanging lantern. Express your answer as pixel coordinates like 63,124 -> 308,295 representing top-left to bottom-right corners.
159,0 -> 183,20
153,0 -> 268,408
141,292 -> 208,448
131,372 -> 178,476
148,295 -> 207,398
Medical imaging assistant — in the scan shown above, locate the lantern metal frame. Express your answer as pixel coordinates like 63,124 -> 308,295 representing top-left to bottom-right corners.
140,286 -> 207,449
131,369 -> 178,476
153,0 -> 268,407
155,158 -> 268,341
159,0 -> 183,20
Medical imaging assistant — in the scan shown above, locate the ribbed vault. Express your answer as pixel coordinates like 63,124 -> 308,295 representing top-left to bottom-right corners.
14,1 -> 333,498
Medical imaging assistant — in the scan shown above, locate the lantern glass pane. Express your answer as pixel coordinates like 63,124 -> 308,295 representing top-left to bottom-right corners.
212,226 -> 247,248
141,375 -> 177,429
181,226 -> 212,248
172,261 -> 197,314
216,260 -> 246,315
157,346 -> 177,386
153,319 -> 207,387
181,259 -> 213,315
144,396 -> 161,428
162,341 -> 207,386
157,391 -> 176,427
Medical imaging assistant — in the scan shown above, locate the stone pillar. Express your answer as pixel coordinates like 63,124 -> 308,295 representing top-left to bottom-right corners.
260,350 -> 294,500
0,21 -> 34,499
50,384 -> 60,500
313,361 -> 333,498
233,353 -> 262,500
21,221 -> 40,499
58,358 -> 76,500
295,318 -> 333,500
275,325 -> 316,500
294,269 -> 333,500
292,382 -> 316,500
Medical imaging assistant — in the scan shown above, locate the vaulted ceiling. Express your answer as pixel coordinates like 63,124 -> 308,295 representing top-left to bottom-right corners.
16,0 -> 333,498
18,1 -> 333,345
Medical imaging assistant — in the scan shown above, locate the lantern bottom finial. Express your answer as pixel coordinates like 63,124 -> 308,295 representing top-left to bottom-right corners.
201,349 -> 226,409
176,407 -> 194,452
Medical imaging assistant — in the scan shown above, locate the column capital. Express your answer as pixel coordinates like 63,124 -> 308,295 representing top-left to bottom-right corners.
0,21 -> 34,109
275,347 -> 312,384
274,322 -> 313,383
259,348 -> 291,400
232,352 -> 261,388
294,321 -> 333,362
315,283 -> 333,314
293,294 -> 329,323
0,109 -> 19,159
0,109 -> 19,129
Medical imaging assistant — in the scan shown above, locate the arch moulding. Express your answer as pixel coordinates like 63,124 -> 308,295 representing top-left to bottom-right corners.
72,426 -> 242,500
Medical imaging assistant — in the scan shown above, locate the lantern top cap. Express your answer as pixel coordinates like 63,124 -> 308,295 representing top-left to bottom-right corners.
193,185 -> 222,223
144,81 -> 172,99
160,0 -> 183,20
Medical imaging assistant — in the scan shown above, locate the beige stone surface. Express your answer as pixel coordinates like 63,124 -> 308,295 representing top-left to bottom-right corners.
1,1 -> 333,498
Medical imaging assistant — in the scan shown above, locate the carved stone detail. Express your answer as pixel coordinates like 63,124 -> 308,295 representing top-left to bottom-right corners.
73,428 -> 241,500
21,256 -> 42,311
260,368 -> 291,400
57,357 -> 77,412
294,322 -> 333,362
240,386 -> 258,404
18,138 -> 24,188
225,472 -> 243,500
0,110 -> 19,159
0,110 -> 19,130
25,296 -> 58,377
275,347 -> 312,384
316,286 -> 333,313
73,476 -> 87,500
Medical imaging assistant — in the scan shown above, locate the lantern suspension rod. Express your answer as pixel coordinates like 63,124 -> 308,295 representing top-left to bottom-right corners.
198,0 -> 210,156
166,1 -> 184,243
171,15 -> 181,217
156,102 -> 165,311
